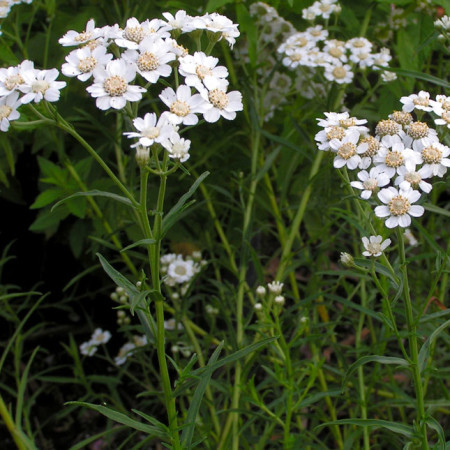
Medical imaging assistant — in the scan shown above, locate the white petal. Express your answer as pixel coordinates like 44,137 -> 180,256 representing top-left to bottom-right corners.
408,205 -> 424,217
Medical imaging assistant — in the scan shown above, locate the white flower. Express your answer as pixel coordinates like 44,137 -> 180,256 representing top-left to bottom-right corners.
200,13 -> 240,48
309,0 -> 339,20
86,59 -> 145,110
201,77 -> 242,123
80,341 -> 98,356
114,342 -> 136,366
305,25 -> 328,42
122,37 -> 175,83
403,121 -> 438,151
329,130 -> 362,170
0,92 -> 21,132
164,318 -> 183,330
362,235 -> 391,257
161,133 -> 191,162
268,281 -> 283,294
324,63 -> 354,84
403,228 -> 418,246
372,48 -> 392,69
178,52 -> 229,92
434,110 -> 450,129
124,112 -> 174,148
254,302 -> 263,311
395,165 -> 432,193
91,328 -> 112,345
0,60 -> 34,96
167,257 -> 195,283
339,252 -> 354,266
345,37 -> 373,54
323,40 -> 347,63
19,68 -> 66,104
351,168 -> 390,199
400,91 -> 433,113
274,295 -> 285,305
418,142 -> 450,178
115,18 -> 169,49
162,10 -> 195,33
256,285 -> 266,296
375,187 -> 424,228
349,50 -> 375,69
59,19 -> 101,46
159,84 -> 210,125
61,45 -> 112,81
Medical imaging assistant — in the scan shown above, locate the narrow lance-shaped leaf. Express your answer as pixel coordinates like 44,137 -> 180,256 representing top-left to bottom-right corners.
65,402 -> 169,440
418,319 -> 450,374
181,342 -> 224,448
315,419 -> 415,438
342,355 -> 409,390
51,190 -> 137,212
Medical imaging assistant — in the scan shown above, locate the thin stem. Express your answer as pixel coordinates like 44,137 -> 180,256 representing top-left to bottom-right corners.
396,229 -> 429,450
0,394 -> 28,450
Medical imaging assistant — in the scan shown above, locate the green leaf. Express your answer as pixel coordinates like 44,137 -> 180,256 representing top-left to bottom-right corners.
69,426 -> 127,450
97,253 -> 139,299
206,0 -> 234,12
425,415 -> 445,448
30,188 -> 64,209
65,402 -> 169,440
236,4 -> 258,67
29,207 -> 70,232
189,336 -> 278,379
181,342 -> 223,448
51,190 -> 136,212
130,290 -> 151,315
343,355 -> 409,389
38,157 -> 66,185
316,419 -> 415,438
423,203 -> 450,218
418,319 -> 450,374
386,68 -> 450,89
120,238 -> 157,253
162,171 -> 209,237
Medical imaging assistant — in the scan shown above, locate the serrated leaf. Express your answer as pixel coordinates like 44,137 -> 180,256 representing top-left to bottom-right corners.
65,402 -> 169,440
343,355 -> 409,389
418,319 -> 450,374
316,419 -> 415,438
52,190 -> 136,212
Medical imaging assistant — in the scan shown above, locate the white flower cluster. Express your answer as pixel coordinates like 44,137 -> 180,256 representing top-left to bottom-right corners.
115,334 -> 147,366
278,28 -> 394,84
302,0 -> 341,21
315,94 -> 450,228
0,0 -> 33,34
79,328 -> 112,356
110,286 -> 131,325
57,14 -> 242,163
254,281 -> 285,310
0,60 -> 66,132
160,251 -> 206,291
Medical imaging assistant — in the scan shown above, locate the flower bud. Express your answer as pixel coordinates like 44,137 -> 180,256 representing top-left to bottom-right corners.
274,295 -> 285,306
256,285 -> 266,297
254,302 -> 263,311
135,145 -> 150,167
339,252 -> 354,267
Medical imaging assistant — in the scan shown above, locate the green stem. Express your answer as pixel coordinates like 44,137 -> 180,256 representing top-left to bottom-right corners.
0,393 -> 29,450
396,229 -> 429,449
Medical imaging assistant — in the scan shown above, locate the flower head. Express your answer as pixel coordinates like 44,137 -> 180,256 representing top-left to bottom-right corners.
362,235 -> 391,257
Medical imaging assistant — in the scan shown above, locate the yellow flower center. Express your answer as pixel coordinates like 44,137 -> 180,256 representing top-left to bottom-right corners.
144,127 -> 159,139
329,47 -> 343,58
407,121 -> 429,139
78,56 -> 97,73
195,65 -> 212,79
385,151 -> 404,168
332,66 -> 347,79
326,126 -> 346,141
32,80 -> 49,94
170,100 -> 190,117
339,118 -> 355,128
337,142 -> 356,159
389,195 -> 410,216
413,96 -> 429,107
363,178 -> 378,190
404,172 -> 421,187
352,40 -> 366,48
391,110 -> 412,125
360,136 -> 380,157
208,89 -> 228,109
103,75 -> 127,96
4,74 -> 23,91
0,105 -> 12,119
440,111 -> 450,124
375,119 -> 400,136
123,26 -> 145,43
137,52 -> 159,71
75,31 -> 93,42
422,145 -> 442,164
